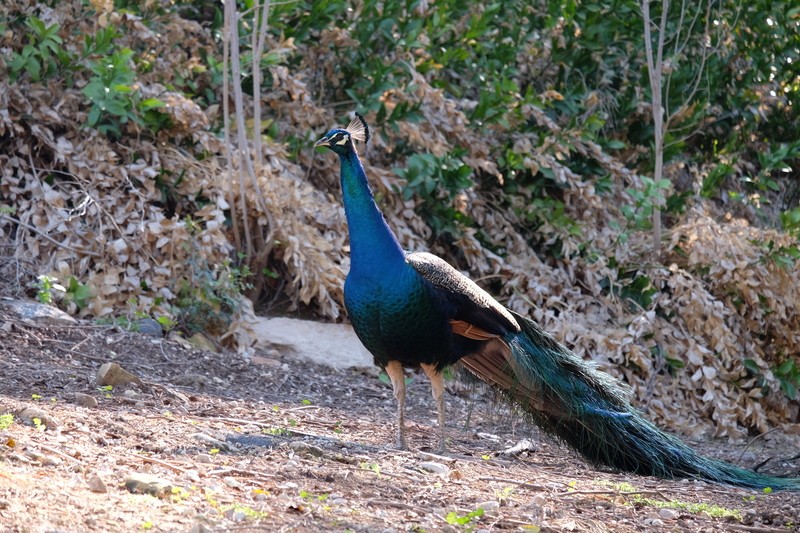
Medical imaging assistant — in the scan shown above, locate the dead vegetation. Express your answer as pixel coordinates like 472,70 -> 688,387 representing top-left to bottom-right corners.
0,0 -> 797,460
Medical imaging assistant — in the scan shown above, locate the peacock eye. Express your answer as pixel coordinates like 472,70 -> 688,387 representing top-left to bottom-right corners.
333,133 -> 349,146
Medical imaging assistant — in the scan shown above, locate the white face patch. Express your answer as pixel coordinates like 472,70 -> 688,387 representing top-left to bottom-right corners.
335,135 -> 349,146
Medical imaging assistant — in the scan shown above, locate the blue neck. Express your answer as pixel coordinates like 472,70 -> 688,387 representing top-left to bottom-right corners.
338,149 -> 406,276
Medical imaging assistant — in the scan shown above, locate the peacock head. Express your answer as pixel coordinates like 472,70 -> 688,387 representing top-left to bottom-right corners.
314,113 -> 370,156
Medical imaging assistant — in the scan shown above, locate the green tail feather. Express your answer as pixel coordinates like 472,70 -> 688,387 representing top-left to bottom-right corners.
500,312 -> 799,491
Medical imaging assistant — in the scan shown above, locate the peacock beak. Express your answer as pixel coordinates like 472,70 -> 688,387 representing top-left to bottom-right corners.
314,136 -> 331,148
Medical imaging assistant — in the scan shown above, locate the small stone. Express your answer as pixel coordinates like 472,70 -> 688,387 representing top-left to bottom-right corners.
223,508 -> 247,522
643,518 -> 664,527
195,454 -> 213,464
87,475 -> 108,493
124,473 -> 172,498
530,494 -> 547,506
96,362 -> 144,387
136,318 -> 163,337
188,332 -> 217,352
288,441 -> 324,458
223,476 -> 241,489
188,524 -> 214,533
190,433 -> 230,452
0,298 -> 76,325
16,407 -> 59,430
658,508 -> 679,520
418,461 -> 449,475
185,470 -> 201,483
477,500 -> 500,512
73,393 -> 98,408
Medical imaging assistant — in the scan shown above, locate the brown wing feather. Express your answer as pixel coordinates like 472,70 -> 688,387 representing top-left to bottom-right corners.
406,251 -> 520,335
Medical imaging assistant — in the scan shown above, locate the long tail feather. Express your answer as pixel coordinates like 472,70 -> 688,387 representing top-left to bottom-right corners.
461,311 -> 800,490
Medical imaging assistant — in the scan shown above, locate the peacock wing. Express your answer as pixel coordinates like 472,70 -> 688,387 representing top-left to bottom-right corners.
406,251 -> 520,338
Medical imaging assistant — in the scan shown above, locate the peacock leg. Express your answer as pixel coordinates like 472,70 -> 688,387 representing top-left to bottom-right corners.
385,360 -> 408,450
420,363 -> 446,453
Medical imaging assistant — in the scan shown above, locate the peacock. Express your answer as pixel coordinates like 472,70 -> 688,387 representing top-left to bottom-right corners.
314,113 -> 800,490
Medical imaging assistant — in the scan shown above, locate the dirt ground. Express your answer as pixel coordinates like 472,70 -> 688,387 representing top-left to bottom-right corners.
1,307 -> 799,532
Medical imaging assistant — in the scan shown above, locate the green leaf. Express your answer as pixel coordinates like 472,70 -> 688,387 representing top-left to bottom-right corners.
776,359 -> 795,376
139,98 -> 165,111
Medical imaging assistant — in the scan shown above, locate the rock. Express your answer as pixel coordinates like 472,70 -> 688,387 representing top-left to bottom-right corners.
417,461 -> 449,476
195,453 -> 213,464
288,441 -> 325,458
477,500 -> 500,512
124,473 -> 173,498
136,318 -> 163,337
658,508 -> 679,520
253,316 -> 374,370
171,373 -> 209,388
223,508 -> 247,522
188,332 -> 217,352
96,362 -> 144,387
500,439 -> 537,456
185,469 -> 201,483
16,407 -> 59,430
73,393 -> 98,408
0,298 -> 76,325
530,494 -> 547,506
88,475 -> 108,493
191,433 -> 231,452
643,518 -> 664,527
223,476 -> 241,489
188,523 -> 215,533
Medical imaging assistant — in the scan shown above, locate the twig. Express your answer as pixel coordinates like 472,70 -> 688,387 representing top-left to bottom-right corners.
478,476 -> 546,491
366,499 -> 430,512
140,455 -> 190,474
418,450 -> 458,463
737,427 -> 781,465
207,467 -> 276,479
32,444 -> 83,465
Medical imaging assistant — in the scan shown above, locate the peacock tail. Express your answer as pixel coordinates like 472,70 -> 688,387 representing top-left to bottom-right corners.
460,311 -> 800,490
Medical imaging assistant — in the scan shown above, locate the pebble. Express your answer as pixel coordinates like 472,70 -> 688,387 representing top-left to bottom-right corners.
73,393 -> 98,408
96,362 -> 144,387
223,508 -> 247,522
418,461 -> 449,476
135,318 -> 163,337
16,407 -> 59,430
288,441 -> 325,457
530,494 -> 547,506
223,476 -> 241,489
195,453 -> 213,464
87,475 -> 108,493
184,469 -> 201,483
658,508 -> 679,520
643,518 -> 664,527
477,500 -> 500,512
124,473 -> 173,498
